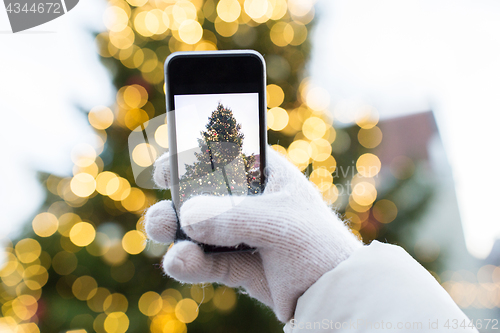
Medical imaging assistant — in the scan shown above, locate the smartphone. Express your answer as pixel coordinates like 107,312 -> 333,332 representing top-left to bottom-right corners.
164,50 -> 267,253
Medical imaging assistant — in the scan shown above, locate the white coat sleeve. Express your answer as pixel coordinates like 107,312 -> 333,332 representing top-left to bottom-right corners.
283,241 -> 478,333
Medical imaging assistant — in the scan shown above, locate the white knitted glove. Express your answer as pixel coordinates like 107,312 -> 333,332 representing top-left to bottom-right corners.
144,147 -> 363,322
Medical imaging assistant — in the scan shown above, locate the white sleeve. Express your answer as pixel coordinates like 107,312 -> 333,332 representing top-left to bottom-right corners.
284,241 -> 478,333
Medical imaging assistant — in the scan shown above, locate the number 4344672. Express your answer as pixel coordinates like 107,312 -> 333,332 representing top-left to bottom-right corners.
444,319 -> 499,330
5,2 -> 62,14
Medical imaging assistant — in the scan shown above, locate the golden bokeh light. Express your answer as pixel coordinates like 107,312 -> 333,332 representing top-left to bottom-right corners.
161,296 -> 177,314
190,284 -> 214,304
312,155 -> 336,173
58,212 -> 82,237
89,106 -> 114,130
124,85 -> 145,109
287,140 -> 310,166
154,124 -> 169,148
96,171 -> 120,196
103,6 -> 129,33
11,295 -> 37,321
73,161 -> 100,179
352,182 -> 377,206
345,211 -> 361,225
195,40 -> 218,51
271,144 -> 287,156
104,312 -> 129,333
212,286 -> 236,311
72,276 -> 98,301
102,243 -> 128,266
162,288 -> 183,302
302,117 -> 326,140
358,126 -> 383,149
152,316 -> 185,333
171,1 -> 198,29
244,0 -> 272,23
217,0 -> 241,22
109,26 -> 135,50
322,184 -> 339,204
32,212 -> 59,238
93,313 -> 108,333
372,199 -> 398,224
15,239 -> 41,264
108,177 -> 132,201
121,188 -> 146,212
87,232 -> 111,257
104,293 -> 129,314
70,173 -> 97,198
119,45 -> 143,69
356,153 -> 381,178
1,263 -> 23,286
266,84 -> 284,108
270,21 -> 294,47
288,0 -> 314,17
125,109 -> 150,130
0,253 -> 19,278
179,19 -> 203,44
323,127 -> 337,145
23,265 -> 49,290
145,9 -> 169,35
305,86 -> 330,112
174,298 -> 199,323
138,291 -> 163,316
134,11 -> 154,37
309,138 -> 332,162
351,172 -> 376,188
88,287 -> 111,313
309,168 -> 333,192
214,17 -> 238,37
61,235 -> 81,253
270,0 -> 287,20
132,143 -> 158,168
289,21 -> 307,46
267,107 -> 289,131
69,222 -> 97,247
288,108 -> 305,134
121,230 -> 146,255
117,84 -> 148,110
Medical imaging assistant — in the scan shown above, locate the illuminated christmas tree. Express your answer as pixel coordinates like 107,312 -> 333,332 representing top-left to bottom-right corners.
0,1 -> 436,333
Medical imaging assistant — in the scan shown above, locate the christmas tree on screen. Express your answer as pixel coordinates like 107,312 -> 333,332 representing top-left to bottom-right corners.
179,102 -> 258,203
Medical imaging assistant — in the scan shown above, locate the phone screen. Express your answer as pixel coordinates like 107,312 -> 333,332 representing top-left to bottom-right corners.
164,51 -> 266,252
173,92 -> 262,205
165,51 -> 267,210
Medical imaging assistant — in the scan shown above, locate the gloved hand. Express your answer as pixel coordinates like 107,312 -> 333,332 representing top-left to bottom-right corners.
144,147 -> 363,322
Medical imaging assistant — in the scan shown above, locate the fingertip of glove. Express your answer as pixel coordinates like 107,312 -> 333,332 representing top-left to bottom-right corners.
144,200 -> 177,243
162,245 -> 187,276
162,241 -> 206,282
153,152 -> 170,189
